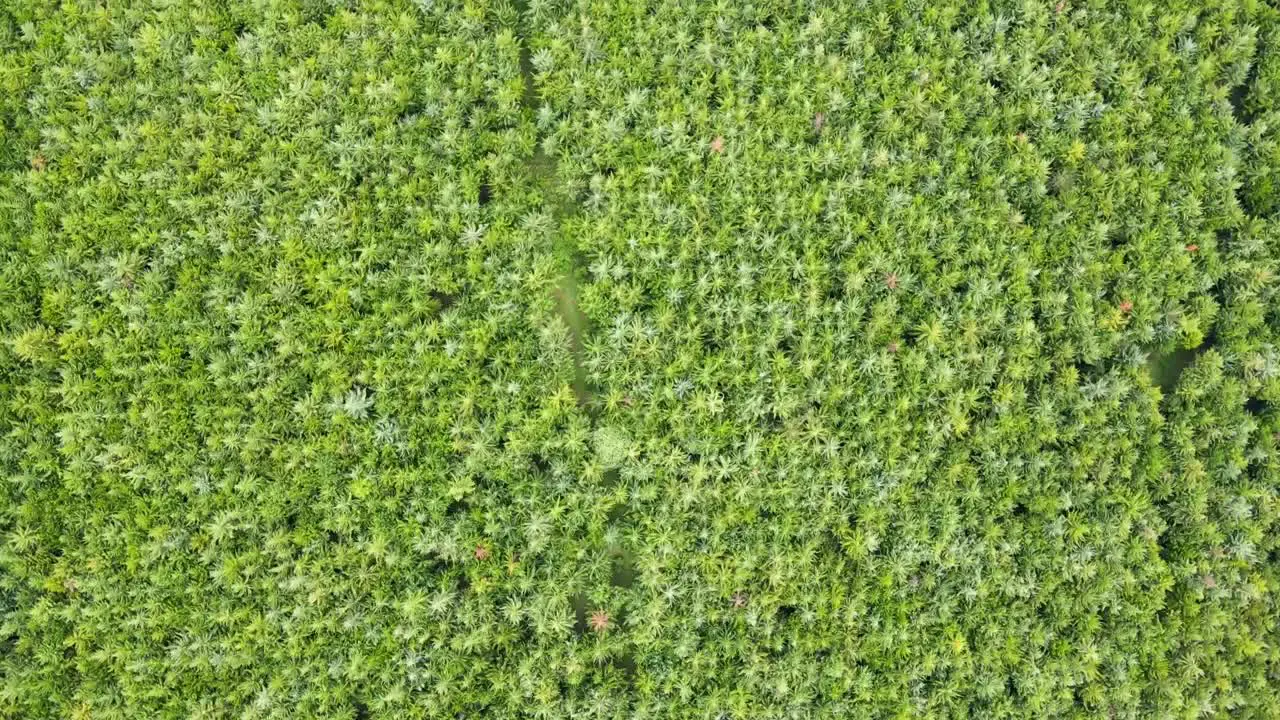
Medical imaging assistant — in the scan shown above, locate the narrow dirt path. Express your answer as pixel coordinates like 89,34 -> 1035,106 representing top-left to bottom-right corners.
514,7 -> 594,412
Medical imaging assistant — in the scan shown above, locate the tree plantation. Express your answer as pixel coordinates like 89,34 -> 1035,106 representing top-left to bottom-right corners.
1,0 -> 1279,717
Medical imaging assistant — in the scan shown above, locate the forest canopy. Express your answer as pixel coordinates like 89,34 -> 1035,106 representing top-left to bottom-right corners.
1,0 -> 1279,717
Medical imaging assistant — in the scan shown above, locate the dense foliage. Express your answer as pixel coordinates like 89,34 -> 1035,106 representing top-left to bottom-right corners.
1,0 -> 1278,717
